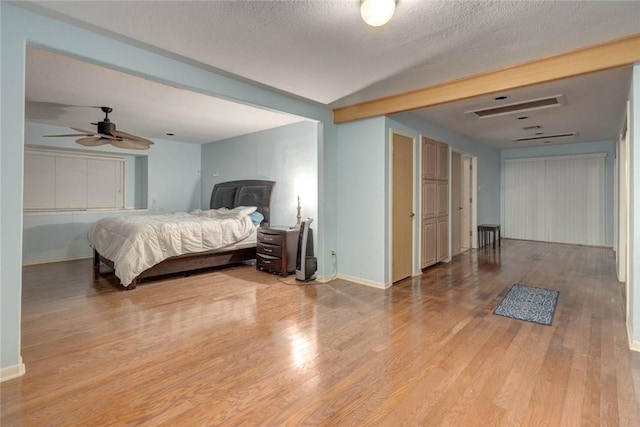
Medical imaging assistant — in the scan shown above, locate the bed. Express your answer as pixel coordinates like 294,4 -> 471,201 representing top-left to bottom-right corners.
91,179 -> 275,289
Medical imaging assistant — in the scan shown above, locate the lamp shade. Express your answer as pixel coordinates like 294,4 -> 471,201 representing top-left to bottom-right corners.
360,0 -> 396,27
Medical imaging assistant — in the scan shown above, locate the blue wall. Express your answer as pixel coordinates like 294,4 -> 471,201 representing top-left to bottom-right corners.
3,3 -> 637,377
201,121 -> 318,227
22,122 -> 201,265
390,113 -> 502,225
333,114 -> 501,287
500,140 -> 616,246
336,117 -> 387,287
1,3 -> 338,375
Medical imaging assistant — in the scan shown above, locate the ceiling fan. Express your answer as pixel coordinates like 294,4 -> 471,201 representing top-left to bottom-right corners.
44,106 -> 154,150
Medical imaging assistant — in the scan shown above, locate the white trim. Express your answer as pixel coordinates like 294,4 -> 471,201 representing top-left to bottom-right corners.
24,207 -> 147,216
505,153 -> 607,163
628,317 -> 640,352
315,274 -> 333,284
337,273 -> 389,289
470,156 -> 478,249
22,255 -> 92,266
447,145 -> 452,261
26,146 -> 126,161
449,149 -> 478,254
0,358 -> 26,382
450,151 -> 478,252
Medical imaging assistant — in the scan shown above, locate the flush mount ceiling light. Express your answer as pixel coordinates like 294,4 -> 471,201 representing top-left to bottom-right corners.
361,0 -> 396,27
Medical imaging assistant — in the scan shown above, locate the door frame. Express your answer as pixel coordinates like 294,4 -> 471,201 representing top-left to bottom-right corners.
616,102 -> 630,319
451,151 -> 462,256
470,156 -> 478,249
451,149 -> 478,251
388,128 -> 417,286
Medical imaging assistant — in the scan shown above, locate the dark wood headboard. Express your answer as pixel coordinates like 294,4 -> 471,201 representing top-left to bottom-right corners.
209,180 -> 275,226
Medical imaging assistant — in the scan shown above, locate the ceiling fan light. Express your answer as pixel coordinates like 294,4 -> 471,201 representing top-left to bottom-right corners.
360,0 -> 396,27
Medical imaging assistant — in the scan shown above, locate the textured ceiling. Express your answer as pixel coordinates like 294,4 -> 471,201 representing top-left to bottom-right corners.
409,67 -> 632,150
25,48 -> 304,144
18,1 -> 640,147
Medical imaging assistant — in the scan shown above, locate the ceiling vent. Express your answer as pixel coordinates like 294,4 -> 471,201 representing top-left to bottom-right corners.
511,132 -> 577,143
466,95 -> 565,119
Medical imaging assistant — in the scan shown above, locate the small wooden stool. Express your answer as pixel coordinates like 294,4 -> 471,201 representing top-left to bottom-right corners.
478,224 -> 501,249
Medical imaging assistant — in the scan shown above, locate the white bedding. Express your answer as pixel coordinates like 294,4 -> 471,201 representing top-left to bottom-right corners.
88,206 -> 257,287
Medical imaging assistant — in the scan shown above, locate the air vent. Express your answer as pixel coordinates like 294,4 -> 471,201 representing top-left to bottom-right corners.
511,132 -> 577,143
466,95 -> 565,119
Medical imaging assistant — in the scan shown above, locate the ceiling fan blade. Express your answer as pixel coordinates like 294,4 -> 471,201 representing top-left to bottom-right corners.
109,138 -> 152,150
71,127 -> 98,135
54,108 -> 153,150
71,127 -> 119,140
43,133 -> 92,137
76,137 -> 108,147
111,130 -> 154,145
97,133 -> 121,140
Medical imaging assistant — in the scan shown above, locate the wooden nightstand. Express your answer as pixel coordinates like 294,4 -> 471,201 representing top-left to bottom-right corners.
256,226 -> 299,277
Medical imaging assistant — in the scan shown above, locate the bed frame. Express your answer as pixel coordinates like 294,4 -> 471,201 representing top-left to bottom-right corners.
93,179 -> 275,289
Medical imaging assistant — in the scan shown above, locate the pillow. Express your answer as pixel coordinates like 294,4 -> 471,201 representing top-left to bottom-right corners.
230,206 -> 257,216
249,210 -> 264,226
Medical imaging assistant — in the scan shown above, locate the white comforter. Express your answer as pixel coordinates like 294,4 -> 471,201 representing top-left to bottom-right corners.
88,207 -> 256,287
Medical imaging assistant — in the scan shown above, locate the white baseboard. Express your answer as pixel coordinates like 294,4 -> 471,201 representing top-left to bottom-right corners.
0,358 -> 25,382
628,318 -> 640,352
336,274 -> 389,289
22,255 -> 92,266
315,274 -> 333,283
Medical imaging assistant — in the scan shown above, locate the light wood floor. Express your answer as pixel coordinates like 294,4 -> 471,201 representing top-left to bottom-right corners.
2,240 -> 639,426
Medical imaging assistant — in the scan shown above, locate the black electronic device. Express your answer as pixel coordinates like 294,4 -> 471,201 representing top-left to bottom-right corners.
295,218 -> 317,281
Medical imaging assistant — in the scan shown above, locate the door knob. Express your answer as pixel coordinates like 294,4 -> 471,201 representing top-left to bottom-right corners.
409,212 -> 415,217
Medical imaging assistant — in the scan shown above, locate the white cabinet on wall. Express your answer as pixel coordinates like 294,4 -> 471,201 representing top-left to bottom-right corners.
422,137 -> 449,268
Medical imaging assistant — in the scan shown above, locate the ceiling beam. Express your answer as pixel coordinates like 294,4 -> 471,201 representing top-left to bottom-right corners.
333,33 -> 640,124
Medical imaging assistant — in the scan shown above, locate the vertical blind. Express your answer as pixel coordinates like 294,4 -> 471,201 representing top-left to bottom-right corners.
24,149 -> 124,210
504,154 -> 605,246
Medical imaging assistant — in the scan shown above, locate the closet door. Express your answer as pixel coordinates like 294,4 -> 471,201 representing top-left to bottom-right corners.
422,137 -> 449,268
437,182 -> 448,217
504,160 -> 547,242
436,218 -> 449,262
423,220 -> 437,267
423,181 -> 437,219
436,143 -> 449,180
504,154 -> 605,246
545,156 -> 605,245
423,139 -> 437,179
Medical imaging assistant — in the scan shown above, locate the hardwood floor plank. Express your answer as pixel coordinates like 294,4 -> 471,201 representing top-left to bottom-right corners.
2,240 -> 639,426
